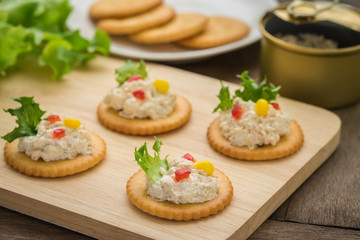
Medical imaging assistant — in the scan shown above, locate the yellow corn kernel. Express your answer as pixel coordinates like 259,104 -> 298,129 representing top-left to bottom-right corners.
194,161 -> 214,176
63,118 -> 81,129
254,98 -> 269,116
153,79 -> 169,93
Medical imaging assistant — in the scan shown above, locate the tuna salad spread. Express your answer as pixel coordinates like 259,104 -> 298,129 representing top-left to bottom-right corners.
18,115 -> 92,162
105,59 -> 176,119
105,77 -> 175,119
147,156 -> 219,204
135,138 -> 219,204
213,71 -> 291,149
219,98 -> 291,149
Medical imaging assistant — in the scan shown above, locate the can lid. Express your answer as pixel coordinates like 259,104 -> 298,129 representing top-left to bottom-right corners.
272,0 -> 360,32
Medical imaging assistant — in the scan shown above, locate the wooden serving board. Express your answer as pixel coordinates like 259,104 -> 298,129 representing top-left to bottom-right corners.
0,56 -> 341,240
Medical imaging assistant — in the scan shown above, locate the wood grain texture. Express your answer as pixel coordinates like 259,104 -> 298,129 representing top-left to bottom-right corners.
0,207 -> 93,240
249,220 -> 360,240
0,56 -> 340,240
283,101 -> 360,229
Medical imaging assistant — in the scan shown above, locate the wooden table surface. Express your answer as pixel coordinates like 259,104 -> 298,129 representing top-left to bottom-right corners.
1,0 -> 359,239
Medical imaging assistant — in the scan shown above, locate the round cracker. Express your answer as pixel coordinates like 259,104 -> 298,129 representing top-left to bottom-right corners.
3,131 -> 106,177
177,16 -> 250,49
97,5 -> 175,35
126,168 -> 233,221
129,13 -> 208,44
89,0 -> 162,20
207,117 -> 304,160
97,95 -> 191,135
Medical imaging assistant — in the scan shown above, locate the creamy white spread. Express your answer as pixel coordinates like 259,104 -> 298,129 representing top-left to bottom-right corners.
220,99 -> 291,149
105,78 -> 175,119
18,118 -> 92,162
147,157 -> 219,204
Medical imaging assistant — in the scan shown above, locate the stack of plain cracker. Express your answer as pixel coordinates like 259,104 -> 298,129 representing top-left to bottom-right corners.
89,0 -> 249,49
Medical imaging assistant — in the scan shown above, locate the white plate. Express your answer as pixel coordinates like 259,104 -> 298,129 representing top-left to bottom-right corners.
68,0 -> 278,62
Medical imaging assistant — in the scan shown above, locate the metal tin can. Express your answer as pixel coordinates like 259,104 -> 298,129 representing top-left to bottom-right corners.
260,0 -> 360,108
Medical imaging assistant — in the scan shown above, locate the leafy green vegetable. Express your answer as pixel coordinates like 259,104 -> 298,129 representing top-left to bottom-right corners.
0,0 -> 110,80
235,71 -> 280,102
213,80 -> 233,113
0,0 -> 72,32
88,30 -> 111,56
1,96 -> 46,143
38,39 -> 76,79
115,59 -> 147,85
213,71 -> 281,113
134,137 -> 169,183
0,23 -> 32,76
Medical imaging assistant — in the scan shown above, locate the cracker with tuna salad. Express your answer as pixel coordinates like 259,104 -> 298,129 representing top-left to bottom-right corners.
207,71 -> 303,160
126,138 -> 233,220
97,60 -> 191,135
1,97 -> 106,177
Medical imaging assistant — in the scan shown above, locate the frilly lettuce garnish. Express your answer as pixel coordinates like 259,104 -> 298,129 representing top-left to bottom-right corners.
115,59 -> 148,85
213,71 -> 280,113
213,80 -> 233,113
0,0 -> 110,80
134,137 -> 169,183
235,71 -> 280,103
1,97 -> 46,143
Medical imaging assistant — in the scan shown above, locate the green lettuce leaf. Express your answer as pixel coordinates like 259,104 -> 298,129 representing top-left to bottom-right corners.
134,137 -> 169,183
213,80 -> 233,113
235,71 -> 280,103
0,0 -> 110,80
1,96 -> 46,143
0,23 -> 32,75
0,0 -> 72,33
88,30 -> 110,56
115,59 -> 148,85
38,39 -> 76,79
36,30 -> 110,79
213,71 -> 281,113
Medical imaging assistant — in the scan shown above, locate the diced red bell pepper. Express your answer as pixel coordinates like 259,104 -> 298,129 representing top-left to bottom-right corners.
175,168 -> 191,182
270,102 -> 280,110
132,90 -> 146,100
127,74 -> 142,82
231,105 -> 244,119
182,153 -> 195,162
48,114 -> 61,124
52,129 -> 65,140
